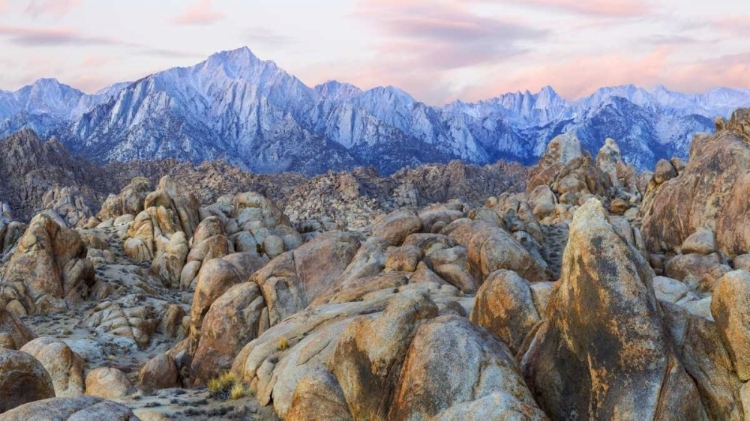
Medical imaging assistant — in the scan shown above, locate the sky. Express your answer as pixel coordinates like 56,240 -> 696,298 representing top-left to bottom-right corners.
0,0 -> 748,105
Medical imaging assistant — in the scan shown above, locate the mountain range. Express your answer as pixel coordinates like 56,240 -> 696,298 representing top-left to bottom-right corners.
1,47 -> 748,175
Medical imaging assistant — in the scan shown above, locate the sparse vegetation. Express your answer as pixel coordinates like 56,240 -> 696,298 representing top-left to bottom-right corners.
230,383 -> 246,400
208,371 -> 245,400
278,337 -> 289,351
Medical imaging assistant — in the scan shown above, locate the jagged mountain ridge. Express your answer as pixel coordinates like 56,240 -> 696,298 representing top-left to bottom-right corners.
1,47 -> 748,174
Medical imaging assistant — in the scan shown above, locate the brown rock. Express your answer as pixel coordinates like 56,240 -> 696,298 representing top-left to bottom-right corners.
20,337 -> 85,397
389,315 -> 547,420
138,353 -> 180,393
159,304 -> 187,339
85,367 -> 134,399
609,198 -> 629,215
83,301 -> 157,348
734,254 -> 750,272
1,214 -> 94,314
191,282 -> 265,385
654,158 -> 678,184
150,231 -> 189,288
371,209 -> 423,246
682,229 -> 717,255
470,270 -> 541,355
287,370 -> 353,421
642,111 -> 750,254
385,246 -> 422,272
0,306 -> 35,350
0,349 -> 55,412
330,293 -> 438,420
465,221 -> 549,283
186,234 -> 230,264
254,231 -> 360,325
663,303 -> 743,420
0,396 -> 138,420
521,199 -> 706,419
189,258 -> 245,344
432,264 -> 477,294
665,253 -> 730,292
711,270 -> 750,381
97,177 -> 152,221
526,131 -> 582,194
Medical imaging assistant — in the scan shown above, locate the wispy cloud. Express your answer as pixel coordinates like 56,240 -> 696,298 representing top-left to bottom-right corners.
244,27 -> 294,46
0,25 -> 126,46
715,15 -> 750,36
332,0 -> 549,103
139,48 -> 205,58
642,35 -> 705,46
173,0 -> 224,25
355,0 -> 547,70
455,47 -> 750,101
24,0 -> 81,18
506,0 -> 651,18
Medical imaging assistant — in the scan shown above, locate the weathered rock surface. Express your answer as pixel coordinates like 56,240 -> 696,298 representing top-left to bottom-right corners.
330,293 -> 438,420
191,282 -> 266,385
527,132 -> 582,194
521,199 -> 706,419
0,306 -> 35,350
0,213 -> 95,314
470,270 -> 541,354
711,270 -> 750,381
98,177 -> 152,221
85,367 -> 134,399
138,353 -> 181,393
389,315 -> 547,420
642,109 -> 750,255
20,337 -> 85,397
0,348 -> 55,413
82,300 -> 157,348
0,396 -> 138,420
253,231 -> 360,325
42,185 -> 97,228
663,303 -> 743,420
371,209 -> 423,246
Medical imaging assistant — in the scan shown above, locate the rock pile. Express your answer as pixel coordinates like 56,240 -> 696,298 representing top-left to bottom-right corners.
4,111 -> 750,420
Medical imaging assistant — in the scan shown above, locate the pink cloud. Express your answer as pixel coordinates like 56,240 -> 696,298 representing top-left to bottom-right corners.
81,55 -> 111,68
0,25 -> 125,46
507,0 -> 650,18
24,0 -> 81,18
173,0 -> 224,25
459,48 -> 750,101
715,15 -> 750,36
355,0 -> 546,71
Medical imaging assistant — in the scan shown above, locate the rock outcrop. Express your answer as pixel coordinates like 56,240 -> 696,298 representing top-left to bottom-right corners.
642,109 -> 750,256
0,213 -> 95,314
521,199 -> 706,419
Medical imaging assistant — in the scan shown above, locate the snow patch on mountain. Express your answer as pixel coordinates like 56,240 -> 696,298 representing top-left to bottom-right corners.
1,47 -> 748,175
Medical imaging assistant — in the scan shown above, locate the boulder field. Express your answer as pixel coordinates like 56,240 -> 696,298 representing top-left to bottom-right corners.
1,109 -> 750,419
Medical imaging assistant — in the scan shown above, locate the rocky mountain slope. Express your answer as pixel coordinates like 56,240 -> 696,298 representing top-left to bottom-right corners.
0,130 -> 527,230
2,47 -> 746,175
2,109 -> 750,419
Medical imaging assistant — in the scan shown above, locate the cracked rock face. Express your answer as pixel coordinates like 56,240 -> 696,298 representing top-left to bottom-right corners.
7,119 -> 750,421
82,300 -> 157,348
521,199 -> 706,420
1,213 -> 95,315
